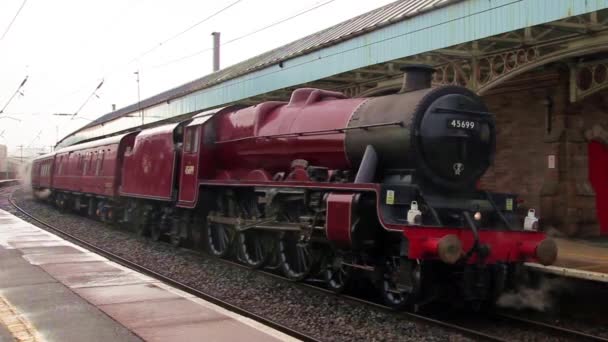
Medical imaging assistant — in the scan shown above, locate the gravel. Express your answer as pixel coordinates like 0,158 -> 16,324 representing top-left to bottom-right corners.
4,188 -> 469,342
4,187 -> 607,341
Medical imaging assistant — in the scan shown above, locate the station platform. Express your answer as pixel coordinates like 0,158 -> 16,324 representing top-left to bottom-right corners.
0,209 -> 296,342
526,237 -> 608,282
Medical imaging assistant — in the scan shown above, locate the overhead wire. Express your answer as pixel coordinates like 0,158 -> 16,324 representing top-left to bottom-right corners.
55,0 -> 245,106
0,0 -> 28,40
26,130 -> 41,148
71,79 -> 104,119
151,0 -> 338,69
125,0 -> 244,65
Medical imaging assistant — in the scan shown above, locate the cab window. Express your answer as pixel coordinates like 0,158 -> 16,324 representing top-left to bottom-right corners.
184,127 -> 199,153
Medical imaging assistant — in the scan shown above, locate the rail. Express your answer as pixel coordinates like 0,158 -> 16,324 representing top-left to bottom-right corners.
0,179 -> 19,188
9,187 -> 608,342
7,189 -> 319,342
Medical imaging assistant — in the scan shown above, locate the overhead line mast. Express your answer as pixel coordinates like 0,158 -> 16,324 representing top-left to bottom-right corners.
0,0 -> 28,41
71,80 -> 104,119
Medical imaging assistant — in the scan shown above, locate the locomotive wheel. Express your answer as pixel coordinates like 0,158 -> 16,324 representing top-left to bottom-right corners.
381,258 -> 421,309
135,222 -> 149,237
279,232 -> 313,281
150,224 -> 163,242
133,206 -> 149,237
170,214 -> 189,248
324,254 -> 350,293
170,234 -> 183,247
207,212 -> 235,258
170,222 -> 184,247
238,231 -> 273,268
236,195 -> 272,268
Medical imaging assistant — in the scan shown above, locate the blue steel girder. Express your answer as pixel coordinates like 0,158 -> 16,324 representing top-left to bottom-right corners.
570,58 -> 608,102
179,0 -> 608,108
350,9 -> 608,100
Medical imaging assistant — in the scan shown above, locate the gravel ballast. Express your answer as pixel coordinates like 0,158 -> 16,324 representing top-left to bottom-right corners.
4,187 -> 608,341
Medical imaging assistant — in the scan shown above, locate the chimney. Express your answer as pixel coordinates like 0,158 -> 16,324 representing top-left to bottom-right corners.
112,104 -> 116,111
399,64 -> 435,93
212,32 -> 220,72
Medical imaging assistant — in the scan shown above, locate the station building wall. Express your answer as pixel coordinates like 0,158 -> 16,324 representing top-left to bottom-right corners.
479,67 -> 608,236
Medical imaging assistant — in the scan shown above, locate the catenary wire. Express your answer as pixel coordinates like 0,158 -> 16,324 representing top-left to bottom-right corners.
0,0 -> 28,40
51,0 -> 245,110
151,0 -> 338,69
125,0 -> 245,66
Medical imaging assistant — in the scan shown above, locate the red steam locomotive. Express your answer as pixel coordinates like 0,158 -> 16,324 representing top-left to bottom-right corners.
32,66 -> 557,308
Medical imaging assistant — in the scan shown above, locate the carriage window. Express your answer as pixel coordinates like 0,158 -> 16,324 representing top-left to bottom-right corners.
57,158 -> 63,175
96,151 -> 104,175
184,128 -> 193,152
83,154 -> 89,175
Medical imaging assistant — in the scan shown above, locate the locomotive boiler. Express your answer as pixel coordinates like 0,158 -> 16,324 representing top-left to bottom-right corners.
213,65 -> 492,191
32,65 -> 557,310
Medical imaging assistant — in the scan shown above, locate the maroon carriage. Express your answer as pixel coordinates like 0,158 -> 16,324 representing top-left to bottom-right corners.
31,153 -> 55,194
120,123 -> 183,201
51,133 -> 137,211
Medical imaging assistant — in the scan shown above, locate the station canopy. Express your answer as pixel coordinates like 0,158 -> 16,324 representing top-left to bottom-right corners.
56,0 -> 608,148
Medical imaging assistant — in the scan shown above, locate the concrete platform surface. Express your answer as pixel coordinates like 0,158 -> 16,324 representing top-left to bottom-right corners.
526,237 -> 608,282
0,209 -> 297,342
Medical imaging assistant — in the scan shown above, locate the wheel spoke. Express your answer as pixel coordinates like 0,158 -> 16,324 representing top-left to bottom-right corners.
254,237 -> 263,260
219,226 -> 228,249
296,248 -> 306,273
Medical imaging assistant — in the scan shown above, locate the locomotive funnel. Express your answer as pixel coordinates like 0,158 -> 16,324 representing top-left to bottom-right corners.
399,64 -> 435,93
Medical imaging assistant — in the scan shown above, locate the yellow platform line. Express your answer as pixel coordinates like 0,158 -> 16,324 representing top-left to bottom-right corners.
0,294 -> 43,342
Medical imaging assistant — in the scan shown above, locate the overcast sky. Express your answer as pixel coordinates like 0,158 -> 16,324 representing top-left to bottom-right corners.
0,0 -> 396,156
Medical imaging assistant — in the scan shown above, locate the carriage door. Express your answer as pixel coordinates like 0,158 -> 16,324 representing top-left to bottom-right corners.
178,125 -> 201,205
589,140 -> 608,236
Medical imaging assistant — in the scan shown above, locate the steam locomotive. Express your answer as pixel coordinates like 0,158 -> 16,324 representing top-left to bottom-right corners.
32,65 -> 557,308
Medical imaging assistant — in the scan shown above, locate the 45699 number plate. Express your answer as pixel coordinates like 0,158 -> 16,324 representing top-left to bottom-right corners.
447,119 -> 478,130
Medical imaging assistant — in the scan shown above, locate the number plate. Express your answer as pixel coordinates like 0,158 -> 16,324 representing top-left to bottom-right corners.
447,119 -> 478,130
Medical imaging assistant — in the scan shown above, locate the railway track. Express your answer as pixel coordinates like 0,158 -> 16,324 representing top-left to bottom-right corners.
492,313 -> 608,342
220,259 -> 608,342
7,190 -> 318,342
7,188 -> 608,342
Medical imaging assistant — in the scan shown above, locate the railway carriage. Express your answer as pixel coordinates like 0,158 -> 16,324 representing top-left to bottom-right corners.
31,153 -> 54,191
31,65 -> 557,309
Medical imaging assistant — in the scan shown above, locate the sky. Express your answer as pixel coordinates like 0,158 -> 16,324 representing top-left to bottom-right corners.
0,0 -> 396,157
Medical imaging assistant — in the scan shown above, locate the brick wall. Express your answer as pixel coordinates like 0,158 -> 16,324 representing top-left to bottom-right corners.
478,68 -> 607,236
479,71 -> 562,216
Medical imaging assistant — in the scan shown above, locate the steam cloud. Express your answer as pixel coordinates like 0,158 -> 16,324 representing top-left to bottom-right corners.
497,277 -> 569,312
